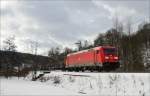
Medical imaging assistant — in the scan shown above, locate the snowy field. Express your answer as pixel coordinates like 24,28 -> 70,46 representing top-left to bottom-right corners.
0,77 -> 78,95
1,71 -> 150,96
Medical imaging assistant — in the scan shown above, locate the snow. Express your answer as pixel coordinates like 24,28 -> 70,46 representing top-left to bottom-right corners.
1,71 -> 150,96
45,71 -> 150,96
0,77 -> 78,95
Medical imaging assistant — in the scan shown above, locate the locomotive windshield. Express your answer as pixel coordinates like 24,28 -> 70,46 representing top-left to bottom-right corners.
104,48 -> 117,55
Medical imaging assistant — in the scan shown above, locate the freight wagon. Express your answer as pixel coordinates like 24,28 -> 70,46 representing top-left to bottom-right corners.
65,46 -> 120,71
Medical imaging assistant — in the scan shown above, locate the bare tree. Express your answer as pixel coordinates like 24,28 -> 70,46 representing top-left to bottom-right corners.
112,15 -> 126,71
2,36 -> 17,78
3,36 -> 17,52
48,47 -> 60,57
48,46 -> 62,69
29,41 -> 39,55
112,15 -> 123,48
29,40 -> 39,80
126,18 -> 133,71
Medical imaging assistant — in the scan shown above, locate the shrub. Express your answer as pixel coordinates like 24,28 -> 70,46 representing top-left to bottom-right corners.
53,76 -> 61,84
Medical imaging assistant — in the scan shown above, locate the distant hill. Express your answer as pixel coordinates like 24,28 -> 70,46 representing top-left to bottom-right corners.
0,51 -> 59,70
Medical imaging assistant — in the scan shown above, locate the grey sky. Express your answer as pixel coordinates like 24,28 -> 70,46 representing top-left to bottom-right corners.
0,0 -> 149,55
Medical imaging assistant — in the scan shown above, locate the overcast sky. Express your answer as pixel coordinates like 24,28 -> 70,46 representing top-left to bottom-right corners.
0,0 -> 149,55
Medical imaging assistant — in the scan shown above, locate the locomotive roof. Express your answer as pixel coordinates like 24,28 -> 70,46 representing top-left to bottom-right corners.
67,46 -> 115,56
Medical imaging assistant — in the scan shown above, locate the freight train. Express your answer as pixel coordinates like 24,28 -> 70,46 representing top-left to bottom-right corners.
65,46 -> 120,71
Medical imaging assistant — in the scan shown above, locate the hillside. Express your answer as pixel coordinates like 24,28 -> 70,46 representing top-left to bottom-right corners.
0,51 -> 59,71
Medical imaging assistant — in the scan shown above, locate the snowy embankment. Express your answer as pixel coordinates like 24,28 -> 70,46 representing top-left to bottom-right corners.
1,71 -> 150,96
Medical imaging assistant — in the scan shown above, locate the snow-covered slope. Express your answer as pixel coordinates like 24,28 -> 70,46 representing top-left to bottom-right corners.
41,71 -> 150,96
1,72 -> 150,96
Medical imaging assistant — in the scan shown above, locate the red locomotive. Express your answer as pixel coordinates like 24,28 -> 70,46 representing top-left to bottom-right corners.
65,46 -> 120,71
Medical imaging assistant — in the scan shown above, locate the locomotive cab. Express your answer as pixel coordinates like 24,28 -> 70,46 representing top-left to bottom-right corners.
103,48 -> 118,62
101,47 -> 120,70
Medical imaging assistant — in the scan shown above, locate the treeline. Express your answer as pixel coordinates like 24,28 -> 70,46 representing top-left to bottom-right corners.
48,22 -> 150,72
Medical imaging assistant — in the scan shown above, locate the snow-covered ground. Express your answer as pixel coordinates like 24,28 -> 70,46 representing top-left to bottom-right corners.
0,77 -> 78,95
1,71 -> 150,96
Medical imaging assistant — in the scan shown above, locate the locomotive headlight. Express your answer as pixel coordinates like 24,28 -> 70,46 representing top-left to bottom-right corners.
105,56 -> 109,59
114,56 -> 118,59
